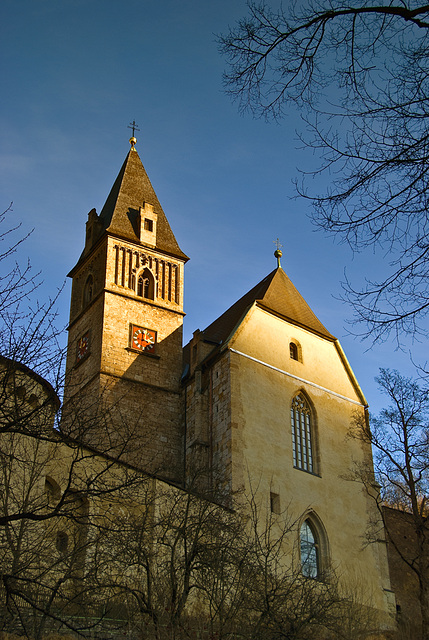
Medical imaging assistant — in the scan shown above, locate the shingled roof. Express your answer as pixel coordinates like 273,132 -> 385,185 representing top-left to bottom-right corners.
98,148 -> 188,260
67,147 -> 187,265
202,267 -> 335,346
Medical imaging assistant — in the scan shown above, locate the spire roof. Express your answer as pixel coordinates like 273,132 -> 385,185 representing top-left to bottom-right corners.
202,267 -> 335,346
98,147 -> 188,260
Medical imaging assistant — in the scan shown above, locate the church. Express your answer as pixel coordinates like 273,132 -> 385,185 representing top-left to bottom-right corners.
1,133 -> 404,638
61,134 -> 396,626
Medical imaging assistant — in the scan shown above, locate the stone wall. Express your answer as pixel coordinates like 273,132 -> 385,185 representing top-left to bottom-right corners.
383,506 -> 422,639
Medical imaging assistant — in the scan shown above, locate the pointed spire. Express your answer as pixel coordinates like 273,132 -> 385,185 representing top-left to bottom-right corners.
98,147 -> 188,260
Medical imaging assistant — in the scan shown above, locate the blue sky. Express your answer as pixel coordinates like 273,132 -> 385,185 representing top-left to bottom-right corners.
0,0 -> 421,414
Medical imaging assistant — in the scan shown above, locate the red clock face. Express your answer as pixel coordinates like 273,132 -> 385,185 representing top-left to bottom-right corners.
76,332 -> 90,362
131,325 -> 156,352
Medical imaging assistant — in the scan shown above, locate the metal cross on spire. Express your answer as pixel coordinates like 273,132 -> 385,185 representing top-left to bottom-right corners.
273,238 -> 283,268
128,120 -> 140,136
128,120 -> 140,149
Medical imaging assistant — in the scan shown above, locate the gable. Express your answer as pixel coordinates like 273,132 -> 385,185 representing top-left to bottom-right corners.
228,304 -> 366,406
202,268 -> 335,349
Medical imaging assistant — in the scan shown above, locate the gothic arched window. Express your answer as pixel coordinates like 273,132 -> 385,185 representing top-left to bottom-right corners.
300,519 -> 319,578
137,268 -> 154,300
83,274 -> 94,307
137,275 -> 144,297
291,393 -> 314,473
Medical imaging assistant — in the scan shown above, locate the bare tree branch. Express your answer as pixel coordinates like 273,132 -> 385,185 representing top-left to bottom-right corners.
220,1 -> 429,342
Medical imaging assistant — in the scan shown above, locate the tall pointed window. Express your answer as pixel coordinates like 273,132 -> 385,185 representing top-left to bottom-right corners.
291,393 -> 314,473
300,520 -> 319,578
137,268 -> 154,300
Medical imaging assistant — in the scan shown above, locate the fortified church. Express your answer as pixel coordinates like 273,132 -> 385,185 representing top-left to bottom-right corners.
62,134 -> 396,623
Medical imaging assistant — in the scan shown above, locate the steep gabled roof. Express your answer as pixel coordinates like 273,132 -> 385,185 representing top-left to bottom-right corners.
203,267 -> 335,346
183,268 -> 367,402
98,148 -> 188,260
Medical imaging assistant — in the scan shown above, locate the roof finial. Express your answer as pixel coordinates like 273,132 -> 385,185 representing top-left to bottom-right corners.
128,120 -> 140,150
273,238 -> 283,268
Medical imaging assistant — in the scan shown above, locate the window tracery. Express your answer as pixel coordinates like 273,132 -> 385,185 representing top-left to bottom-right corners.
112,243 -> 181,304
300,519 -> 319,578
291,392 -> 314,473
299,514 -> 328,579
137,268 -> 154,300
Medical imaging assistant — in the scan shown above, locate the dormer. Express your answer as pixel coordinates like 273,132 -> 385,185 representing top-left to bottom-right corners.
138,202 -> 157,248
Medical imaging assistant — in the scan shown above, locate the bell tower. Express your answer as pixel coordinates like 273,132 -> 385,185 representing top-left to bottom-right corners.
63,136 -> 188,480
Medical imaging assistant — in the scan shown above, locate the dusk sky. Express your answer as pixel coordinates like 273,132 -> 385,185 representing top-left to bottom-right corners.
1,0 -> 422,414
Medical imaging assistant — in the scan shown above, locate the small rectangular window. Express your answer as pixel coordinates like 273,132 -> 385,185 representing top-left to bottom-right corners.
270,492 -> 280,514
144,218 -> 153,232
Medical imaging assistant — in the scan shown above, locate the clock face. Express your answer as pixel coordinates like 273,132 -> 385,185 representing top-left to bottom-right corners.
76,332 -> 90,362
130,325 -> 156,352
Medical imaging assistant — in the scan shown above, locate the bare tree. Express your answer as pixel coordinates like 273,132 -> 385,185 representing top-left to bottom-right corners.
0,209 -> 144,636
351,368 -> 429,639
235,490 -> 380,640
94,477 -> 380,640
91,475 -> 246,640
219,2 -> 429,342
0,400 -> 147,636
0,209 -> 386,639
0,205 -> 64,389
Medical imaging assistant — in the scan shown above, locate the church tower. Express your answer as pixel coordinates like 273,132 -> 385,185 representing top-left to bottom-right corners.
63,136 -> 188,479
